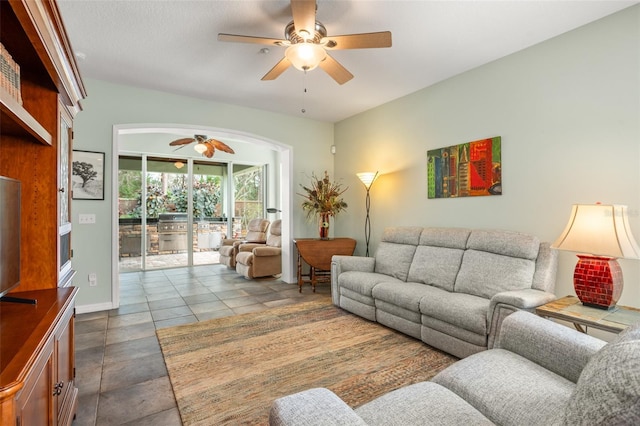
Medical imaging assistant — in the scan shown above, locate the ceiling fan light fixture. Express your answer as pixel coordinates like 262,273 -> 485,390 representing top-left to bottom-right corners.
285,42 -> 326,71
194,143 -> 208,154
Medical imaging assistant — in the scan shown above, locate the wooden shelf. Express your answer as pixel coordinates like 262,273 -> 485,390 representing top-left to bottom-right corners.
0,1 -> 84,423
0,87 -> 52,145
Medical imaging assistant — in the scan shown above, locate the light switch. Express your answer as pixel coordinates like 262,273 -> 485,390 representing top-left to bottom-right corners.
79,213 -> 96,224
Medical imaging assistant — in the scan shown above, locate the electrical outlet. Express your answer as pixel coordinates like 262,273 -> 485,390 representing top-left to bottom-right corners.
89,273 -> 97,286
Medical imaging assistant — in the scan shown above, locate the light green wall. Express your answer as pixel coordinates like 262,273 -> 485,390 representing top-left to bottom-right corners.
72,79 -> 334,310
73,6 -> 640,311
334,6 -> 640,307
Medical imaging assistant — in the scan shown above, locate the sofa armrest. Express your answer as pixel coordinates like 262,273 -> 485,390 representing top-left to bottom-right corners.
269,388 -> 368,426
238,243 -> 264,252
221,238 -> 239,246
332,255 -> 376,273
495,310 -> 606,383
233,240 -> 248,249
487,288 -> 557,349
253,246 -> 281,257
331,256 -> 376,306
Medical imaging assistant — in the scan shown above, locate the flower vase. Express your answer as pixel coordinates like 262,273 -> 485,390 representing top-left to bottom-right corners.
319,213 -> 330,240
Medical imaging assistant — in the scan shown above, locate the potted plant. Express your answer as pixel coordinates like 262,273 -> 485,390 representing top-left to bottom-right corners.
298,171 -> 348,239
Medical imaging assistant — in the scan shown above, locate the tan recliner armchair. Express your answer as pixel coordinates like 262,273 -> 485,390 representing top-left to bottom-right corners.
236,219 -> 282,279
219,218 -> 270,268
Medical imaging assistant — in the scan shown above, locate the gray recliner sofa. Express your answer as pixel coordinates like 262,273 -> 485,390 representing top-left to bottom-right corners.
270,310 -> 640,425
331,227 -> 558,358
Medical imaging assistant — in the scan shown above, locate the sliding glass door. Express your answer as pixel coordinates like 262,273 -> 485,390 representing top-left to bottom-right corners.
232,164 -> 265,238
192,161 -> 228,266
118,155 -> 265,271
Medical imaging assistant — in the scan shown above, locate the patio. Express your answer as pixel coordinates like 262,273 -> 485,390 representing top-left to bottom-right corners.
119,250 -> 221,272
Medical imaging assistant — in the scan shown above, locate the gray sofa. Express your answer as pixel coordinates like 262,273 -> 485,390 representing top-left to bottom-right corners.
331,227 -> 558,358
270,310 -> 640,425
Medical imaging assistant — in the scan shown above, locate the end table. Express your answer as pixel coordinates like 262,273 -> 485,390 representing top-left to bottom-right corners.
293,238 -> 357,292
536,295 -> 640,334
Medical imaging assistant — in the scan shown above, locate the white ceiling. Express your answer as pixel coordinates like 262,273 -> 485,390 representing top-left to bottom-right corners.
57,0 -> 638,123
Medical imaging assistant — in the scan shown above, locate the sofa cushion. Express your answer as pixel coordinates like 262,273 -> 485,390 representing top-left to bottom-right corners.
563,322 -> 640,425
270,388 -> 369,426
433,349 -> 572,426
381,226 -> 423,245
419,227 -> 470,250
373,281 -> 435,313
338,271 -> 401,297
373,242 -> 416,281
454,249 -> 536,299
466,229 -> 540,260
355,382 -> 494,426
407,246 -> 464,291
420,289 -> 489,336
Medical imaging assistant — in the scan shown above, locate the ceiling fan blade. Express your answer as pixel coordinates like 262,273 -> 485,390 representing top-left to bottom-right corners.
323,31 -> 392,50
205,138 -> 235,154
262,57 -> 292,81
318,54 -> 353,85
291,0 -> 316,36
203,143 -> 215,158
218,33 -> 288,46
169,138 -> 195,146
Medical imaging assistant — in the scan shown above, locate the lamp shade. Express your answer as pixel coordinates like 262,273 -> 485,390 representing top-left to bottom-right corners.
551,204 -> 640,259
285,43 -> 327,71
193,143 -> 207,154
357,171 -> 379,190
552,204 -> 640,309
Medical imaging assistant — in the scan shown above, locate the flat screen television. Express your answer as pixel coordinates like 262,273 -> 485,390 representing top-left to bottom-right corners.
0,176 -> 21,300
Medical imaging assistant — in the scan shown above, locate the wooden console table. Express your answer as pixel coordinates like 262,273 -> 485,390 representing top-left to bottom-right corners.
294,238 -> 357,292
536,295 -> 640,334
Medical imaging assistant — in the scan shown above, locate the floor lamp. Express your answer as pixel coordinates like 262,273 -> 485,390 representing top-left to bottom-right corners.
357,171 -> 379,257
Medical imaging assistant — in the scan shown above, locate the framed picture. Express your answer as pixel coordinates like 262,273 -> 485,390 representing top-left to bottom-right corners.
427,136 -> 502,199
72,150 -> 105,200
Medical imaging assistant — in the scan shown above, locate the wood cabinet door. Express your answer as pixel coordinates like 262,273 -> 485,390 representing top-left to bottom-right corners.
54,306 -> 76,425
15,339 -> 55,426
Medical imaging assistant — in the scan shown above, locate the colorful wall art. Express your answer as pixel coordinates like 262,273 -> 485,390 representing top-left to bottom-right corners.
427,136 -> 501,199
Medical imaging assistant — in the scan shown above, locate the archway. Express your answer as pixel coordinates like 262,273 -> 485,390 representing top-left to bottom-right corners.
111,124 -> 294,307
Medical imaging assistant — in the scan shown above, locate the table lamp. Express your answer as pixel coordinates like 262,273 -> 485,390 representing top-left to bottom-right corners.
551,203 -> 640,309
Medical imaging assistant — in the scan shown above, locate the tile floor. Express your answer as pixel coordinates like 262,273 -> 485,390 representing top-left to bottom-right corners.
73,264 -> 330,426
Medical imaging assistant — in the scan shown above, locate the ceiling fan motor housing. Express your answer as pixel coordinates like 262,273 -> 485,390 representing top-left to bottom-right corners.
285,20 -> 327,44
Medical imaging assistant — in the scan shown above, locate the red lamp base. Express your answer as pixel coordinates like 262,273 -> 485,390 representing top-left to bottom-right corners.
573,254 -> 623,310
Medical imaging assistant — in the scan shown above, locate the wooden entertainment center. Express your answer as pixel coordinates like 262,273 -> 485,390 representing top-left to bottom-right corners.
0,0 -> 86,424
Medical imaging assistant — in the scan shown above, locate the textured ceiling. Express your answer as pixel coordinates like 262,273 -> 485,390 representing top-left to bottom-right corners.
58,0 -> 637,123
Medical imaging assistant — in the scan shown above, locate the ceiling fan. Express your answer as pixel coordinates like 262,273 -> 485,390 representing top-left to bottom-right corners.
217,0 -> 392,85
169,135 -> 235,158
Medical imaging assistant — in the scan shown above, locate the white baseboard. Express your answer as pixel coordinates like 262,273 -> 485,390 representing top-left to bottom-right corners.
76,301 -> 115,314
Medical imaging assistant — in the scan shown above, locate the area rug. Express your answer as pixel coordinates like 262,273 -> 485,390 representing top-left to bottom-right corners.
157,300 -> 457,425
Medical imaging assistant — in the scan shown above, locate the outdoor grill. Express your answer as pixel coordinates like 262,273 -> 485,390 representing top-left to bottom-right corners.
157,213 -> 188,252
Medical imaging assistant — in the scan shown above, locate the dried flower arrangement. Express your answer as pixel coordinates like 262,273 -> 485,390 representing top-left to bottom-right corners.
298,171 -> 348,239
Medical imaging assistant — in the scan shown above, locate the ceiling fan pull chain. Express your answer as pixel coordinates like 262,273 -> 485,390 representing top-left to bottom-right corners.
301,70 -> 307,114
